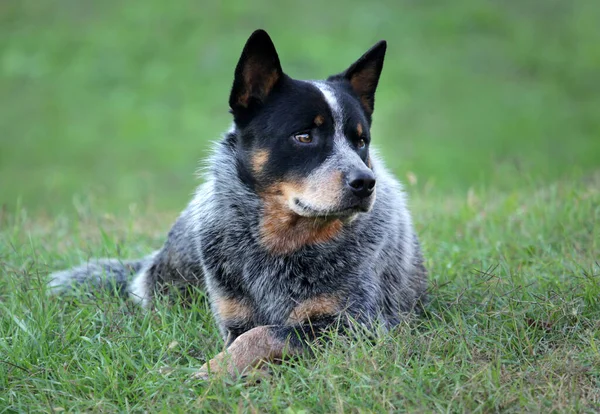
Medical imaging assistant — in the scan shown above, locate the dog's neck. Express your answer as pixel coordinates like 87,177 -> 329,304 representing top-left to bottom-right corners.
258,197 -> 344,256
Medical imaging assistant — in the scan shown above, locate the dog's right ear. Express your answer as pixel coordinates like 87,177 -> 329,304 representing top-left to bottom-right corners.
229,30 -> 283,115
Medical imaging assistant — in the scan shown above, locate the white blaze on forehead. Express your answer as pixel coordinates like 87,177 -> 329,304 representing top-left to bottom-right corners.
309,81 -> 365,169
310,81 -> 344,139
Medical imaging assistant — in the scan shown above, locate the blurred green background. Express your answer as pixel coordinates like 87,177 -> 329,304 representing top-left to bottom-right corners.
2,0 -> 599,214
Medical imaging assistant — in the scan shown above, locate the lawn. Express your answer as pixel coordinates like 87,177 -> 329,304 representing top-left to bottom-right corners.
1,0 -> 599,412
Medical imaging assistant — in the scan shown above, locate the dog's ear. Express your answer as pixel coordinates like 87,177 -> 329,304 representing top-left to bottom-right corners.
229,30 -> 283,114
329,41 -> 387,116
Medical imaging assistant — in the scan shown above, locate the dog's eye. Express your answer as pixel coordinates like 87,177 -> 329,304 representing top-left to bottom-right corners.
357,138 -> 366,149
294,133 -> 313,144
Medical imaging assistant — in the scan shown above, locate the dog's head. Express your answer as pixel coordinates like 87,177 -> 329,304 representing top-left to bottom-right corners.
227,30 -> 386,253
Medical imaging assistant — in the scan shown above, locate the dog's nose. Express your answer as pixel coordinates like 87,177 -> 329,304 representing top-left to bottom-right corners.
347,171 -> 376,198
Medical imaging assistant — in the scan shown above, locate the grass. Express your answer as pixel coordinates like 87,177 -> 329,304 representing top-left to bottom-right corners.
1,0 -> 600,412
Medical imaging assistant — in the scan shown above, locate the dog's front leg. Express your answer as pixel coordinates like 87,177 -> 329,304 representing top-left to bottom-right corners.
191,319 -> 339,380
191,326 -> 290,380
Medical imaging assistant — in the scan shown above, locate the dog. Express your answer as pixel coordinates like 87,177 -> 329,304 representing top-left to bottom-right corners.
49,29 -> 428,379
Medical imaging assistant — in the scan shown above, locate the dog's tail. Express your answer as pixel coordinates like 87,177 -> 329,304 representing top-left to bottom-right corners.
47,253 -> 157,299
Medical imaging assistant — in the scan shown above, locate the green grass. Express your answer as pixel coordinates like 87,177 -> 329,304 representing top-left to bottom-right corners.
1,0 -> 600,412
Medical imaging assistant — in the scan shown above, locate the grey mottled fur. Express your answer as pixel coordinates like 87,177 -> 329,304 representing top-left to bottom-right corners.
48,35 -> 428,353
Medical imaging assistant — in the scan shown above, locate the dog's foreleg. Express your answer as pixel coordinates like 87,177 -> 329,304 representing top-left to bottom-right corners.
191,318 -> 340,380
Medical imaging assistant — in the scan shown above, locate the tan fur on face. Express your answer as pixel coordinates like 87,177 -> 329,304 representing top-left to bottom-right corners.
314,114 -> 325,126
251,150 -> 269,175
281,171 -> 344,212
357,122 -> 363,137
192,326 -> 297,379
287,295 -> 340,325
259,176 -> 345,255
214,296 -> 253,322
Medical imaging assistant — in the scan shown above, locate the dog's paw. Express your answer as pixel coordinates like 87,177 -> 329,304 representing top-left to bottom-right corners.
189,357 -> 272,383
190,356 -> 228,381
190,364 -> 211,381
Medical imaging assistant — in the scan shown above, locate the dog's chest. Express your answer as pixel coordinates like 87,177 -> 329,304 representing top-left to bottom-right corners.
197,205 -> 370,325
243,259 -> 319,324
203,239 -> 355,324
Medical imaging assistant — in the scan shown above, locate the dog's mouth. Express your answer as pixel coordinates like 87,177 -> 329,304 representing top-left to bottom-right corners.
292,198 -> 370,218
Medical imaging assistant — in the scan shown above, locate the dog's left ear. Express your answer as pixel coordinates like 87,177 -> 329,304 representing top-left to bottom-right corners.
329,41 -> 387,116
229,30 -> 283,114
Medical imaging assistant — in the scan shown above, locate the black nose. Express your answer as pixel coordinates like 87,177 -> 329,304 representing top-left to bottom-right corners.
347,171 -> 376,198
